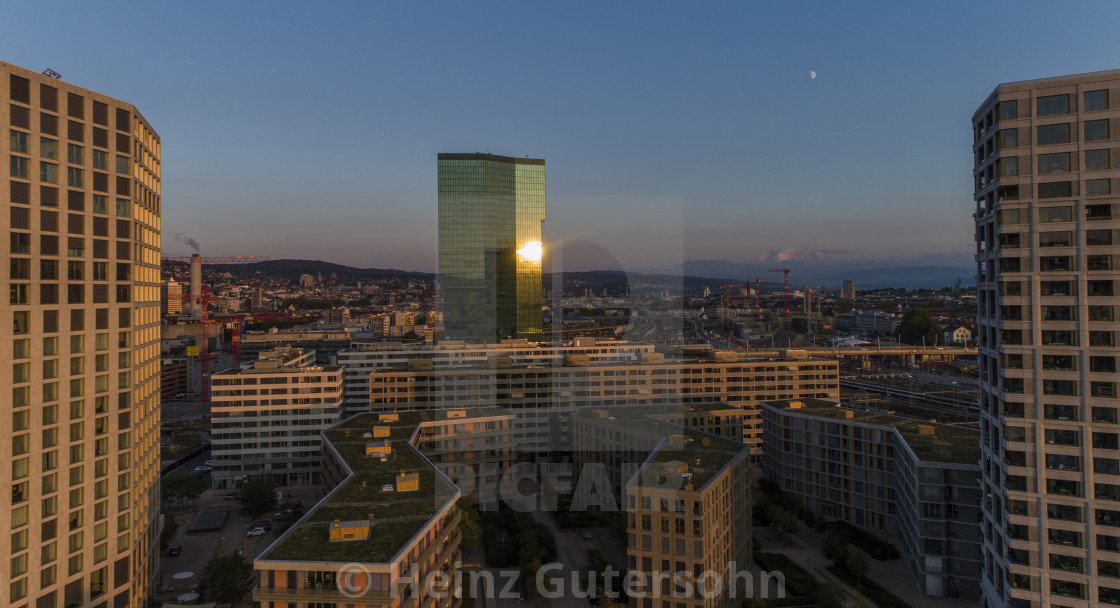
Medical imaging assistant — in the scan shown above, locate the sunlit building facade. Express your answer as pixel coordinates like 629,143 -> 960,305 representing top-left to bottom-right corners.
437,153 -> 545,343
2,61 -> 162,608
974,70 -> 1120,607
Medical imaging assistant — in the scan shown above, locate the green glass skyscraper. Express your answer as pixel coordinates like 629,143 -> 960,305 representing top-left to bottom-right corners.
438,153 -> 545,343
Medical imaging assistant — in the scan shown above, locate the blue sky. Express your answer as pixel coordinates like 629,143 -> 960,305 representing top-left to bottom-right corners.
6,1 -> 1120,273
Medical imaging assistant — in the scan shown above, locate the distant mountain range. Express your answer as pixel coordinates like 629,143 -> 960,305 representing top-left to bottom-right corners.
172,258 -> 974,291
672,260 -> 975,290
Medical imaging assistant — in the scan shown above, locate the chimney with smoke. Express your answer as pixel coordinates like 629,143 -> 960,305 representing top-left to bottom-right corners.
190,254 -> 202,318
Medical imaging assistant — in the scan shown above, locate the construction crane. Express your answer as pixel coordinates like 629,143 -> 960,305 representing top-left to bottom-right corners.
161,254 -> 271,401
719,284 -> 740,337
749,276 -> 779,313
768,268 -> 793,330
161,255 -> 271,263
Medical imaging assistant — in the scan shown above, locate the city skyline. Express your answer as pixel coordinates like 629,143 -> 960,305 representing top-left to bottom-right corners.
5,2 -> 1120,272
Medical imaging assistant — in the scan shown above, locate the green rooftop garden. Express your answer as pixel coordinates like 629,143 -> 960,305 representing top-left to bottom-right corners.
261,410 -> 471,564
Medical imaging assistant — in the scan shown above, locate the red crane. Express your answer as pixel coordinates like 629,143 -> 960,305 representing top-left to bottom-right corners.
161,254 -> 271,401
768,268 -> 793,330
749,276 -> 780,312
161,255 -> 271,263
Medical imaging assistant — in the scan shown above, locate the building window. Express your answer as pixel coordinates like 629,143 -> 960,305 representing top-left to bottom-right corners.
40,162 -> 57,184
1087,120 -> 1110,141
1088,179 -> 1112,196
1038,123 -> 1071,145
115,155 -> 129,175
998,157 -> 1018,176
9,130 -> 27,153
1087,149 -> 1110,171
1088,230 -> 1113,246
1091,281 -> 1116,297
1038,181 -> 1073,199
1038,152 -> 1070,174
67,167 -> 83,188
1040,256 -> 1073,271
1087,90 -> 1109,112
1040,231 -> 1073,247
1038,94 -> 1070,116
999,99 -> 1018,120
999,128 -> 1018,148
40,137 -> 57,159
10,156 -> 28,179
91,150 -> 106,170
67,144 -> 83,165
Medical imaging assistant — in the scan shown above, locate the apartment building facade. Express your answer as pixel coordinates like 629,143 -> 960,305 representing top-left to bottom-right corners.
761,399 -> 982,600
2,61 -> 163,608
209,347 -> 344,489
572,406 -> 752,608
974,70 -> 1120,607
369,351 -> 839,458
336,337 -> 656,414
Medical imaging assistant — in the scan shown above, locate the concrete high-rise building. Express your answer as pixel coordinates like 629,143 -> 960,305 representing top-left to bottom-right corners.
161,278 -> 182,315
438,153 -> 545,343
974,70 -> 1120,607
1,61 -> 162,608
842,278 -> 856,299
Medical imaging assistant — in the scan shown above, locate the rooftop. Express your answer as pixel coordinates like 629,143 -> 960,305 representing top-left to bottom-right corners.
577,404 -> 748,489
764,399 -> 980,466
258,408 -> 508,564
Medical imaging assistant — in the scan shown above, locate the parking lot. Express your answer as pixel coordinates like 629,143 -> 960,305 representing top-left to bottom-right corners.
157,482 -> 324,605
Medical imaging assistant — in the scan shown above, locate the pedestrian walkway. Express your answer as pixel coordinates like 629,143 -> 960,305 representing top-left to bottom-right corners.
756,527 -> 876,607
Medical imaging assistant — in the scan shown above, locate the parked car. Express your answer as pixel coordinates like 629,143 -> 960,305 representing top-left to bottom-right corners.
192,466 -> 208,475
224,492 -> 240,501
246,527 -> 268,537
253,521 -> 272,531
168,544 -> 181,557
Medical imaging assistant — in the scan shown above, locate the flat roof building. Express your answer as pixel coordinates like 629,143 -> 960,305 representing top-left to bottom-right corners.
210,347 -> 344,488
761,399 -> 982,600
369,350 -> 839,458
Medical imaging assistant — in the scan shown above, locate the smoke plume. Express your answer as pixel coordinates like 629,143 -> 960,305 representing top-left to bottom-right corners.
174,233 -> 201,253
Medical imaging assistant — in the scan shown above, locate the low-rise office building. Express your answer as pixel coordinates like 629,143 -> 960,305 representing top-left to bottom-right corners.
761,399 -> 982,600
210,347 -> 344,488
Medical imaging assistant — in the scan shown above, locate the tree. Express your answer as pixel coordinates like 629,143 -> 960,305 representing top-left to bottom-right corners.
777,510 -> 800,545
160,514 -> 179,549
845,549 -> 871,585
199,553 -> 255,604
814,582 -> 844,608
895,308 -> 941,346
162,472 -> 205,507
822,529 -> 850,563
458,500 -> 480,546
238,478 -> 278,516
